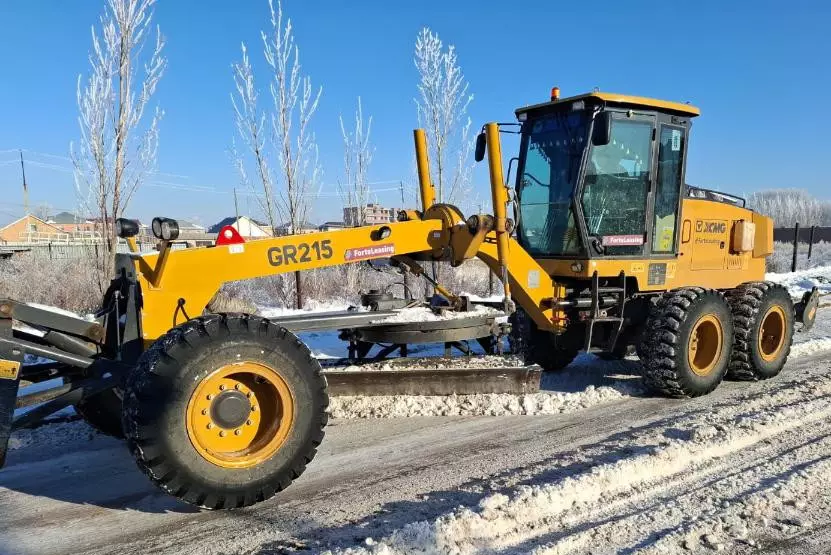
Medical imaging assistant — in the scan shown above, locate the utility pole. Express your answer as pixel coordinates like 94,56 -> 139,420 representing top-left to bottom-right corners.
19,150 -> 29,215
399,180 -> 405,205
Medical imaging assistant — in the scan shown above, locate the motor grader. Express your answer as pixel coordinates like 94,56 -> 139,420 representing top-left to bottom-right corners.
0,89 -> 819,509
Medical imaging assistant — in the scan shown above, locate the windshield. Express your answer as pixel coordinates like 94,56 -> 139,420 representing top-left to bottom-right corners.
516,111 -> 588,256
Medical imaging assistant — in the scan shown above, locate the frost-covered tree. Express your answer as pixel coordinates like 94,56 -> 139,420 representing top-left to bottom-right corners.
747,189 -> 831,227
414,28 -> 474,208
231,43 -> 277,230
71,0 -> 165,289
339,97 -> 373,226
231,0 -> 322,308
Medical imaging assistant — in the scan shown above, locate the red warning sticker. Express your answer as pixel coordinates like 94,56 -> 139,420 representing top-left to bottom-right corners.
602,235 -> 644,247
344,243 -> 395,261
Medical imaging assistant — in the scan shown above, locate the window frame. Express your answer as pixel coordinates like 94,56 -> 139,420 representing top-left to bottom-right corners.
574,110 -> 657,259
649,122 -> 687,255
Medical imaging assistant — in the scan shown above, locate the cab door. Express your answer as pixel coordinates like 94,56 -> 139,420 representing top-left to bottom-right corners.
649,122 -> 687,256
581,113 -> 655,256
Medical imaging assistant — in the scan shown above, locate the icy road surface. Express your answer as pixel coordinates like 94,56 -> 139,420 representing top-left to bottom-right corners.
3,349 -> 831,554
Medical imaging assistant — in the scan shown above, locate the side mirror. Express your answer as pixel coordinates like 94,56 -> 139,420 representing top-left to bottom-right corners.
592,112 -> 612,146
474,131 -> 487,162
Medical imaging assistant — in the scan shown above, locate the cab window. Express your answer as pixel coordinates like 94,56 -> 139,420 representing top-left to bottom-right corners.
652,125 -> 684,253
582,118 -> 653,255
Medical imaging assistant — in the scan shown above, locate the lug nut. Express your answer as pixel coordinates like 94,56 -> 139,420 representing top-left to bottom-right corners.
207,423 -> 213,429
246,419 -> 253,426
235,383 -> 241,390
234,429 -> 242,436
219,431 -> 226,437
201,409 -> 207,415
206,394 -> 213,400
247,392 -> 253,398
251,405 -> 257,412
219,384 -> 226,391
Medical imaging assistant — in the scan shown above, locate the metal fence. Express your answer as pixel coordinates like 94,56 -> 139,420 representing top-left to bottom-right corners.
774,224 -> 831,272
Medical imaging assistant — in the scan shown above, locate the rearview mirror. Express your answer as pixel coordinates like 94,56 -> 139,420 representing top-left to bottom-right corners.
474,131 -> 487,162
592,112 -> 612,146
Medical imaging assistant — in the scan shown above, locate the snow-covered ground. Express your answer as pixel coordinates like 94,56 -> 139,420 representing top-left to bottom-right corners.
766,264 -> 831,299
4,268 -> 831,554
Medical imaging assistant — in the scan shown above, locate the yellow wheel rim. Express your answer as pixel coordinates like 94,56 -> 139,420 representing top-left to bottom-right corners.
688,313 -> 724,376
186,362 -> 294,469
759,305 -> 787,362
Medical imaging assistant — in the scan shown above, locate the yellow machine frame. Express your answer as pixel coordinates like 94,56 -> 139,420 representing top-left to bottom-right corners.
129,95 -> 772,342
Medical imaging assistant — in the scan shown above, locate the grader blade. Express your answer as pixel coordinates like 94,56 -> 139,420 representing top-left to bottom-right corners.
323,366 -> 540,397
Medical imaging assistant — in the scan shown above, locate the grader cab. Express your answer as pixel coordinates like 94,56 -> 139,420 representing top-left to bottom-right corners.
0,89 -> 819,510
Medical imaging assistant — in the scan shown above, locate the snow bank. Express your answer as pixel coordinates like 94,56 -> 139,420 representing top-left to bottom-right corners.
328,384 -> 637,419
328,356 -> 643,418
368,304 -> 501,324
326,371 -> 831,555
790,337 -> 831,358
258,300 -> 356,319
766,265 -> 831,299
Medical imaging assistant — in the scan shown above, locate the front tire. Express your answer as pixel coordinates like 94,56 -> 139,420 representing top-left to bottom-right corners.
509,309 -> 578,371
122,313 -> 328,510
639,288 -> 733,397
74,388 -> 124,438
726,282 -> 794,380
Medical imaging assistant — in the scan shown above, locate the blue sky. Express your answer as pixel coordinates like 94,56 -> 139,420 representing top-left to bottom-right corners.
1,0 -> 829,228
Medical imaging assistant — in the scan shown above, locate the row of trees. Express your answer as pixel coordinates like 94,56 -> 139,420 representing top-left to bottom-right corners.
747,189 -> 831,227
72,0 -> 474,307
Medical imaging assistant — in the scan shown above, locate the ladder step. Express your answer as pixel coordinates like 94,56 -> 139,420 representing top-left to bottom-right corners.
591,317 -> 624,323
596,287 -> 625,294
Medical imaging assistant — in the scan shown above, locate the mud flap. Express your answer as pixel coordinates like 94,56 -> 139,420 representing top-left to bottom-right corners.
0,320 -> 23,468
795,287 -> 820,332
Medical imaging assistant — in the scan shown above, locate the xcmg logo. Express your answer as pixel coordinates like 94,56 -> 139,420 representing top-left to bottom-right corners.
695,220 -> 727,234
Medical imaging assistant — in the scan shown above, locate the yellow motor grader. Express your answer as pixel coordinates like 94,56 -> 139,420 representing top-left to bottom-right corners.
0,89 -> 819,509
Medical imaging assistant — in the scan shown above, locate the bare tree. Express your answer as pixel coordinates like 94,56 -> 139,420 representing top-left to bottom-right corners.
262,0 -> 322,240
231,0 -> 322,308
339,97 -> 373,226
71,0 -> 165,290
414,27 -> 474,208
231,43 -> 278,230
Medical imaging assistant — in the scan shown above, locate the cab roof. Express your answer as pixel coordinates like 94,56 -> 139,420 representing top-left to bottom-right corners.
516,91 -> 700,118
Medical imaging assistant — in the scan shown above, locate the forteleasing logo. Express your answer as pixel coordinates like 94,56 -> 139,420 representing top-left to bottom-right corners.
695,220 -> 727,234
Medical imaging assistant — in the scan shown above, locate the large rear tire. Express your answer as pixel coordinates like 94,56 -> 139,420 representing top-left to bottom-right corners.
122,313 -> 328,510
726,282 -> 794,380
639,288 -> 733,397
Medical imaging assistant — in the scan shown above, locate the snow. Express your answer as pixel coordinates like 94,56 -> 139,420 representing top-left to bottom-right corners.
325,359 -> 831,555
258,299 -> 356,318
5,268 -> 831,554
766,265 -> 831,299
328,355 -> 643,418
367,304 -> 501,324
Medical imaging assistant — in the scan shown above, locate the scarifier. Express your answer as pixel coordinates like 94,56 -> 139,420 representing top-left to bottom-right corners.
0,89 -> 819,509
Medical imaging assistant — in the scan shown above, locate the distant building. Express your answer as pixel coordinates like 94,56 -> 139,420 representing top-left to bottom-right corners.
0,214 -> 69,243
273,221 -> 318,235
318,221 -> 344,232
46,212 -> 96,234
210,216 -> 273,238
343,204 -> 399,227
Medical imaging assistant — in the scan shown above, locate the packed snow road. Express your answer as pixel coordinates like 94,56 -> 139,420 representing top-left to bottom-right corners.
2,349 -> 831,555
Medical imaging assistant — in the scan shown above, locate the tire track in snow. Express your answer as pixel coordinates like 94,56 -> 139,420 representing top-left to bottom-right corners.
325,365 -> 831,554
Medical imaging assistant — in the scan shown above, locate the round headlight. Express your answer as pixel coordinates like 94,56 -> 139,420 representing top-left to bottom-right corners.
151,217 -> 163,238
160,219 -> 180,241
